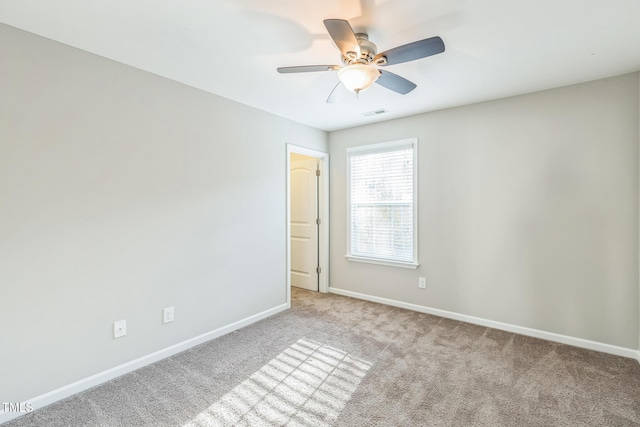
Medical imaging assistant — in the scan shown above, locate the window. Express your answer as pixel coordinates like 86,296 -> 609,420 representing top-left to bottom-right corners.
346,138 -> 418,269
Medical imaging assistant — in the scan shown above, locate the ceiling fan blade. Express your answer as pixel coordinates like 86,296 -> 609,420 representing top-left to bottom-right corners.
326,82 -> 343,104
277,65 -> 341,73
375,36 -> 445,66
323,19 -> 361,59
375,70 -> 417,95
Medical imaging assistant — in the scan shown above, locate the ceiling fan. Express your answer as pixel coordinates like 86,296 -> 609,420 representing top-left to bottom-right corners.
277,19 -> 445,103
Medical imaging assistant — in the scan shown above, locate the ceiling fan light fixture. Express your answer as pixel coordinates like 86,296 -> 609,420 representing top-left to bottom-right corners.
338,63 -> 380,94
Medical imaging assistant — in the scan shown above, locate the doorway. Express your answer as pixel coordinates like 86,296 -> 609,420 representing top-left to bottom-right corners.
286,145 -> 329,305
290,152 -> 319,291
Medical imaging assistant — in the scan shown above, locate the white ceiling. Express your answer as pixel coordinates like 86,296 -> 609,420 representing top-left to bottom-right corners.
1,0 -> 639,131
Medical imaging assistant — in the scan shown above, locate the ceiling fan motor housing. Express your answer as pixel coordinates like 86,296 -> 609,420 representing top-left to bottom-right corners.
343,33 -> 383,65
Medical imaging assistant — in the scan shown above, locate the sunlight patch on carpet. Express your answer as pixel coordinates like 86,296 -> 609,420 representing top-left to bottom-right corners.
183,338 -> 372,426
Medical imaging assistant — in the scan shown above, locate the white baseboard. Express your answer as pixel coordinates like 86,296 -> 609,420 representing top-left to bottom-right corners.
329,287 -> 639,361
0,303 -> 289,426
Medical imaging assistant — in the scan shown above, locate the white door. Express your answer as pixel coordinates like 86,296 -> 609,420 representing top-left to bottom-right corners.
290,153 -> 319,291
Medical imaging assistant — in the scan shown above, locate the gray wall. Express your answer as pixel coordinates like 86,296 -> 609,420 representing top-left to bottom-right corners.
329,73 -> 640,350
0,23 -> 327,402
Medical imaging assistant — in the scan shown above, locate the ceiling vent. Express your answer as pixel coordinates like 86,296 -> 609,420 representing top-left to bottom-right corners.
362,109 -> 388,117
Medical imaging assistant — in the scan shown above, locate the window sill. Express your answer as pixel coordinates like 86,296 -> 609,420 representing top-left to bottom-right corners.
345,255 -> 419,269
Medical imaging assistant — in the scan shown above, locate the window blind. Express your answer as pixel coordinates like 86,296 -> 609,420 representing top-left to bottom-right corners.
348,141 -> 416,264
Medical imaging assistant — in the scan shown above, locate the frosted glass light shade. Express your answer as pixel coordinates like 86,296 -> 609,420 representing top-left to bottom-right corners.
338,64 -> 381,94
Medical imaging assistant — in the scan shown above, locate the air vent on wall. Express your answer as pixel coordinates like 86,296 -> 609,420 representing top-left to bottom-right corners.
362,109 -> 388,117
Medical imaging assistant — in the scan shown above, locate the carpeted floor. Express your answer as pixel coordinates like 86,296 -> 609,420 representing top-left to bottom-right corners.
5,288 -> 640,426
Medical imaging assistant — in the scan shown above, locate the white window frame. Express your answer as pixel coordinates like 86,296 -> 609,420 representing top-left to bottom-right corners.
346,138 -> 419,269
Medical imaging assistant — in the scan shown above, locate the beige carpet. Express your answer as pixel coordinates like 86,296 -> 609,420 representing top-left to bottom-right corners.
5,288 -> 640,426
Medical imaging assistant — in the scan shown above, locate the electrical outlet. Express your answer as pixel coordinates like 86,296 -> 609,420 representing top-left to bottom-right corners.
113,320 -> 127,338
418,277 -> 427,289
163,307 -> 174,324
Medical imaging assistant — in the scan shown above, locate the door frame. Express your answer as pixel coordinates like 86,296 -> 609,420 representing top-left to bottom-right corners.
286,144 -> 329,306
